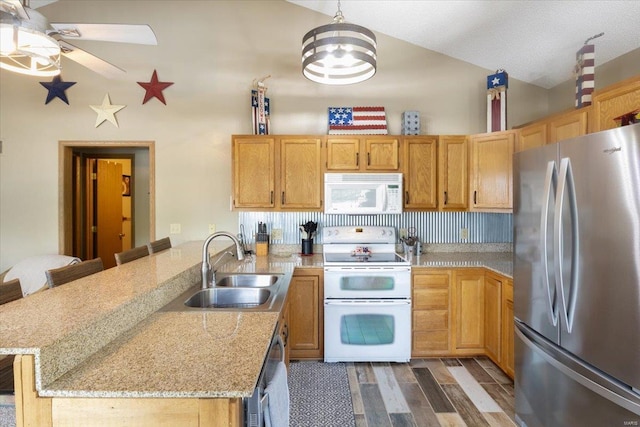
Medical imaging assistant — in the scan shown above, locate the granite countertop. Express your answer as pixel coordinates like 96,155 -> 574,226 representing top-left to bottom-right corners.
409,252 -> 513,278
0,242 -> 511,400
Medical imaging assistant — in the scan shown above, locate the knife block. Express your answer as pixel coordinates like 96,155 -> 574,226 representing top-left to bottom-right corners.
255,232 -> 269,256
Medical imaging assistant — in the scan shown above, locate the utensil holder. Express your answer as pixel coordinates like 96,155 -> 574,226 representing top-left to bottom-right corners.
301,239 -> 313,255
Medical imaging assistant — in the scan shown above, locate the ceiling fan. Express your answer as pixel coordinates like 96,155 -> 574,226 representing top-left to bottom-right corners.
0,0 -> 157,78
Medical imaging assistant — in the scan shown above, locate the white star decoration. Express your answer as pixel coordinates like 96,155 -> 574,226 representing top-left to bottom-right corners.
491,77 -> 501,86
90,94 -> 126,128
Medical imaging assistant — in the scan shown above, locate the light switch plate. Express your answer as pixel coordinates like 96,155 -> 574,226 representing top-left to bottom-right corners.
170,223 -> 181,234
208,224 -> 216,234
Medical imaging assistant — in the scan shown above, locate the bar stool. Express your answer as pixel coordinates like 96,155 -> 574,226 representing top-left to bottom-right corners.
147,237 -> 172,254
46,258 -> 104,288
114,245 -> 149,266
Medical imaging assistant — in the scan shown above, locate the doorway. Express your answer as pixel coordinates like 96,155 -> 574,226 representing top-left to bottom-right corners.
59,141 -> 155,268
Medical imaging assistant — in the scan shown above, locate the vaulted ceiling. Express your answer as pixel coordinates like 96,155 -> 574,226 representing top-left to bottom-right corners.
288,0 -> 640,89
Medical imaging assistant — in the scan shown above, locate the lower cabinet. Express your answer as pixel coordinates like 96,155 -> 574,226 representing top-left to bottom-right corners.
412,269 -> 452,356
288,268 -> 324,360
411,267 -> 514,379
484,272 -> 502,364
501,278 -> 515,378
453,269 -> 485,354
278,298 -> 290,367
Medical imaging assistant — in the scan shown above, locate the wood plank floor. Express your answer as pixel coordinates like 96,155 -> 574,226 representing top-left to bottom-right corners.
347,357 -> 515,427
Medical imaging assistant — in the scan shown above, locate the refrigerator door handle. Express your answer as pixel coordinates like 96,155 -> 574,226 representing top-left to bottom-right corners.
554,157 -> 580,333
541,160 -> 558,327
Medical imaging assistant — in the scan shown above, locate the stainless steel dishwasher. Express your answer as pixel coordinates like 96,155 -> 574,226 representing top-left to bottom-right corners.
244,329 -> 287,427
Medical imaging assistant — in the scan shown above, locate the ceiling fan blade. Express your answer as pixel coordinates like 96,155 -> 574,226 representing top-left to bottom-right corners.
50,23 -> 157,45
58,40 -> 126,79
1,0 -> 30,20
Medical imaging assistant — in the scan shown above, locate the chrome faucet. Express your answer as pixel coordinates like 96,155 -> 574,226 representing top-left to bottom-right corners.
201,231 -> 245,289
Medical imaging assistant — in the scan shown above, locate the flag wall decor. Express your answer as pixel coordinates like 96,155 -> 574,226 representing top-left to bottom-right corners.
251,85 -> 270,135
328,107 -> 388,135
575,44 -> 595,108
486,70 -> 508,133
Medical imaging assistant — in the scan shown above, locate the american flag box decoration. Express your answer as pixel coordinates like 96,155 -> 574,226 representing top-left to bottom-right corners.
486,70 -> 508,133
251,88 -> 270,135
575,44 -> 595,108
328,107 -> 388,135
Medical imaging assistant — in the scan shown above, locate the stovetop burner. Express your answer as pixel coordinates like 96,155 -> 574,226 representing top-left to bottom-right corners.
322,226 -> 410,267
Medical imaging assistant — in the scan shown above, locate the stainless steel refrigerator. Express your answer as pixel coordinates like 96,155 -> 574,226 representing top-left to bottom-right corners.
513,123 -> 640,426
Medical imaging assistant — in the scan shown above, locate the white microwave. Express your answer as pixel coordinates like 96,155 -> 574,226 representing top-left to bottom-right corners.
324,173 -> 403,214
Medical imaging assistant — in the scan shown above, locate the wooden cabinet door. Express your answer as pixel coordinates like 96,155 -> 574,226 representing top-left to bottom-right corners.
280,137 -> 323,210
232,136 -> 275,208
289,269 -> 323,359
412,269 -> 452,356
484,273 -> 502,364
364,137 -> 400,170
517,122 -> 547,152
403,136 -> 437,210
469,130 -> 515,212
326,137 -> 360,170
549,109 -> 588,143
453,269 -> 485,353
591,75 -> 640,132
438,135 -> 468,210
279,300 -> 290,368
501,279 -> 515,378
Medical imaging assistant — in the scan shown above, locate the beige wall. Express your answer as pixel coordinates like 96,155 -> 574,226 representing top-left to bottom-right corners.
0,0 -> 626,270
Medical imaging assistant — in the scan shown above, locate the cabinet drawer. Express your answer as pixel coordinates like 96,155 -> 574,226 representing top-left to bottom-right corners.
413,330 -> 449,352
414,310 -> 448,330
413,287 -> 449,310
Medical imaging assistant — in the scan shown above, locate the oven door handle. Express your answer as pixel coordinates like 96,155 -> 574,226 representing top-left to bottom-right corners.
324,300 -> 411,306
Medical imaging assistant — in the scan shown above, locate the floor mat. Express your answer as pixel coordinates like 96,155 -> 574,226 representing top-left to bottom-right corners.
288,361 -> 355,427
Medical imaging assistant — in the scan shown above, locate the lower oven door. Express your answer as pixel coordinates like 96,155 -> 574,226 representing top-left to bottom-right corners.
324,299 -> 411,363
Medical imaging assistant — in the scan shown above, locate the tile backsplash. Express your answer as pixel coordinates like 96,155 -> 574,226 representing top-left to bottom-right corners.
238,212 -> 512,245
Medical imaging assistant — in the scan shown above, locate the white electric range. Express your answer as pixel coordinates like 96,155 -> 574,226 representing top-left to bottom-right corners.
322,226 -> 411,363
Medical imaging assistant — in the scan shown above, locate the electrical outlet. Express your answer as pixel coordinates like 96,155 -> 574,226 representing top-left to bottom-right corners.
460,228 -> 469,240
208,224 -> 216,234
272,228 -> 283,240
170,223 -> 181,234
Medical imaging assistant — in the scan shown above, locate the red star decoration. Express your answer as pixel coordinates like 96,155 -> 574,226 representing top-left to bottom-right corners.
137,70 -> 173,105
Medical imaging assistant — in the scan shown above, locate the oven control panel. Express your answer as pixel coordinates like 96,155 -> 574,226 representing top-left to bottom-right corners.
323,226 -> 396,244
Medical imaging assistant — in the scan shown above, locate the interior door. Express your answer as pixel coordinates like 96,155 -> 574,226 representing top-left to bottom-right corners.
96,159 -> 124,269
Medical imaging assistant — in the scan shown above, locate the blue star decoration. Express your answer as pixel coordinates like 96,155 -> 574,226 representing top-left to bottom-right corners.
40,76 -> 76,105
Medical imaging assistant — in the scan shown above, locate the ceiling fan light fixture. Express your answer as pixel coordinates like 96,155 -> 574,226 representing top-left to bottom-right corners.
301,1 -> 376,85
0,14 -> 61,77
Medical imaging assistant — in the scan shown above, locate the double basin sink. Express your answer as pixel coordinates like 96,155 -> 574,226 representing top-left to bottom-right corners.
162,272 -> 289,313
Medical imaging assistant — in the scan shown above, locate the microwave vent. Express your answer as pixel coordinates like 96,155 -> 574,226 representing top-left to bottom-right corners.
325,173 -> 402,183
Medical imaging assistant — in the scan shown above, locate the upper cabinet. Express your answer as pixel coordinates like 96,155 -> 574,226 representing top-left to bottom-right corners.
402,135 -> 468,211
232,135 -> 323,211
516,107 -> 589,152
326,136 -> 400,171
438,135 -> 468,210
402,136 -> 438,210
469,130 -> 515,212
591,75 -> 640,132
232,136 -> 276,209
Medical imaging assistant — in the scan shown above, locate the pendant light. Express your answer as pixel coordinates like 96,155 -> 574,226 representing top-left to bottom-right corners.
301,0 -> 376,85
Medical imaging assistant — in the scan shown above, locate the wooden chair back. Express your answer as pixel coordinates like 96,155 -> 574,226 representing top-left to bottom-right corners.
0,278 -> 22,305
147,237 -> 172,254
46,258 -> 104,288
115,245 -> 149,266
